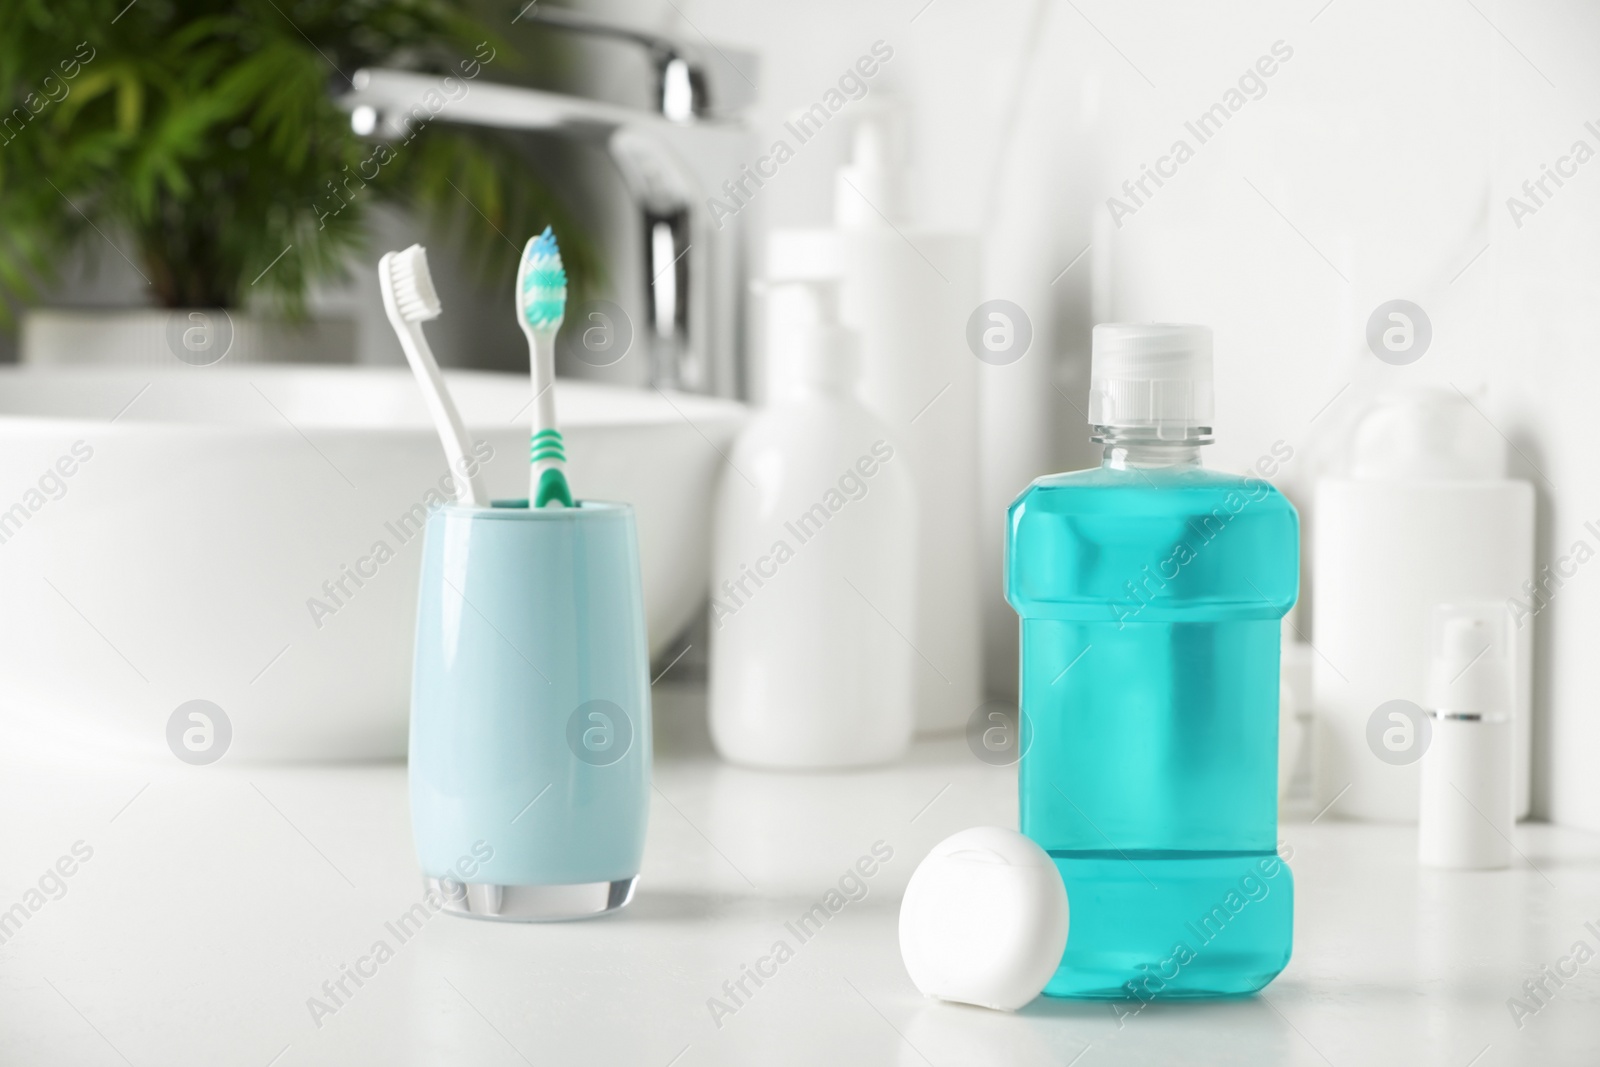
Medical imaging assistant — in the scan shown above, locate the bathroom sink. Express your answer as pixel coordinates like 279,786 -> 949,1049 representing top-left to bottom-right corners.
0,366 -> 744,761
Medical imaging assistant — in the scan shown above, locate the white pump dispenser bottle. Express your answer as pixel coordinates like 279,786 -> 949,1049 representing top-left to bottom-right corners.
834,105 -> 983,736
709,235 -> 917,768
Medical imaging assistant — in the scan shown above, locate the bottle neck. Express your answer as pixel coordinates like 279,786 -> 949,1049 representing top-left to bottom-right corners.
790,324 -> 858,398
1094,426 -> 1210,470
793,367 -> 855,400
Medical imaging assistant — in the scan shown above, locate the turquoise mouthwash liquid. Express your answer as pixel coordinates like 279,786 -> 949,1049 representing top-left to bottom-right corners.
1008,324 -> 1298,999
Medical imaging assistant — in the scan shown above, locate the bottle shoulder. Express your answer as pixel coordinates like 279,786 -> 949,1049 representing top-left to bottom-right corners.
1006,464 -> 1300,620
733,397 -> 891,454
1024,464 -> 1283,492
716,400 -> 909,523
1012,465 -> 1298,518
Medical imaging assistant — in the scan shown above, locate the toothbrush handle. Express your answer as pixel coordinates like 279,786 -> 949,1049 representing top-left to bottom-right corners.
398,322 -> 486,507
529,331 -> 565,488
532,332 -> 559,434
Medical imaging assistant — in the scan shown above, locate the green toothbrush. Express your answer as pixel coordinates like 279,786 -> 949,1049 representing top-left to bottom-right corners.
516,226 -> 573,508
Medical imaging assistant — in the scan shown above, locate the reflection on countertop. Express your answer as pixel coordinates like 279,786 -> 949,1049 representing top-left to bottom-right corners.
2,682 -> 1598,1065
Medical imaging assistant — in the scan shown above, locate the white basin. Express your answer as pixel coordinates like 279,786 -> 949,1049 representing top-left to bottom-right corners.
0,366 -> 744,761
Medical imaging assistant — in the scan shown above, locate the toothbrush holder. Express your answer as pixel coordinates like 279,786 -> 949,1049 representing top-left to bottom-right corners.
409,500 -> 651,921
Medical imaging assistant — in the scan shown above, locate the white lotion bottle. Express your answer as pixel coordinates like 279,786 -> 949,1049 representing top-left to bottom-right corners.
709,262 -> 917,769
834,107 -> 983,735
1312,388 -> 1534,821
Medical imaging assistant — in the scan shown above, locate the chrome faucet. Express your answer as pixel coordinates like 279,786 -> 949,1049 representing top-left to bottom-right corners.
340,10 -> 758,398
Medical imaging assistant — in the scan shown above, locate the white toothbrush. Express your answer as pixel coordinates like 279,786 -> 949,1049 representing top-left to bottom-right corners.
379,244 -> 485,507
515,226 -> 573,508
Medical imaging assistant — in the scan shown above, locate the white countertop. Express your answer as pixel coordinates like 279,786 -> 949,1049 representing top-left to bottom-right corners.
3,683 -> 1598,1066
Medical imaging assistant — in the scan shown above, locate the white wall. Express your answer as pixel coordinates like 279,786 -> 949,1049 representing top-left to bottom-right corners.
1484,0 -> 1600,832
649,0 -> 1600,830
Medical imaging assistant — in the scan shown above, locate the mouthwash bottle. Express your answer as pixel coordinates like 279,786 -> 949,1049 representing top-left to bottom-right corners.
1007,324 -> 1298,999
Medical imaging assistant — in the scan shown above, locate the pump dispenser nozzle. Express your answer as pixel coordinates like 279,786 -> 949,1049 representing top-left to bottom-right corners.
836,103 -> 909,230
774,277 -> 859,392
765,229 -> 858,396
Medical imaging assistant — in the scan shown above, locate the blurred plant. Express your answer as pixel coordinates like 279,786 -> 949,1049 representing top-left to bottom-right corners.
0,0 -> 594,322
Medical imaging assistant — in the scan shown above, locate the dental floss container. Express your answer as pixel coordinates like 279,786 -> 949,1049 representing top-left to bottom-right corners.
1419,603 -> 1514,869
898,827 -> 1069,1012
1312,388 -> 1534,822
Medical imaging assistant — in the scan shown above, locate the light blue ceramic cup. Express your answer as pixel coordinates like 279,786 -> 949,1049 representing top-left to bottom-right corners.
409,500 -> 651,921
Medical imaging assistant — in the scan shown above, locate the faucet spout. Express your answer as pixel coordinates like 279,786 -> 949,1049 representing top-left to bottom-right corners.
340,57 -> 756,399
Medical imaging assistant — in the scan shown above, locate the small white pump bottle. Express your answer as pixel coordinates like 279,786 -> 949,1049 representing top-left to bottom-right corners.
708,240 -> 917,769
1419,603 -> 1514,869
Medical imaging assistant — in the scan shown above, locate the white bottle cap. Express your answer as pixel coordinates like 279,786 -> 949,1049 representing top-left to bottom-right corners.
1350,389 -> 1507,480
897,827 -> 1069,1012
1426,602 -> 1512,717
1088,323 -> 1214,439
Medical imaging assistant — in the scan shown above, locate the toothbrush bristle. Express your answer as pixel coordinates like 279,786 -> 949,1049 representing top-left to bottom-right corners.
518,226 -> 567,329
388,244 -> 441,322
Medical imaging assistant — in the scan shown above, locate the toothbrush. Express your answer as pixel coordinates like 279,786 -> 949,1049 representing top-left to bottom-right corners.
515,226 -> 574,508
379,244 -> 485,507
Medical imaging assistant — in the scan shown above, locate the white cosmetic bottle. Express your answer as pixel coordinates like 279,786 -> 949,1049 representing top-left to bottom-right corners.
1312,388 -> 1534,821
708,246 -> 917,769
1419,603 -> 1513,869
834,108 -> 982,735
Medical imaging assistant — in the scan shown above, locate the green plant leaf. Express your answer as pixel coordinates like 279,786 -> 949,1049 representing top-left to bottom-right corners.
0,0 -> 591,324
